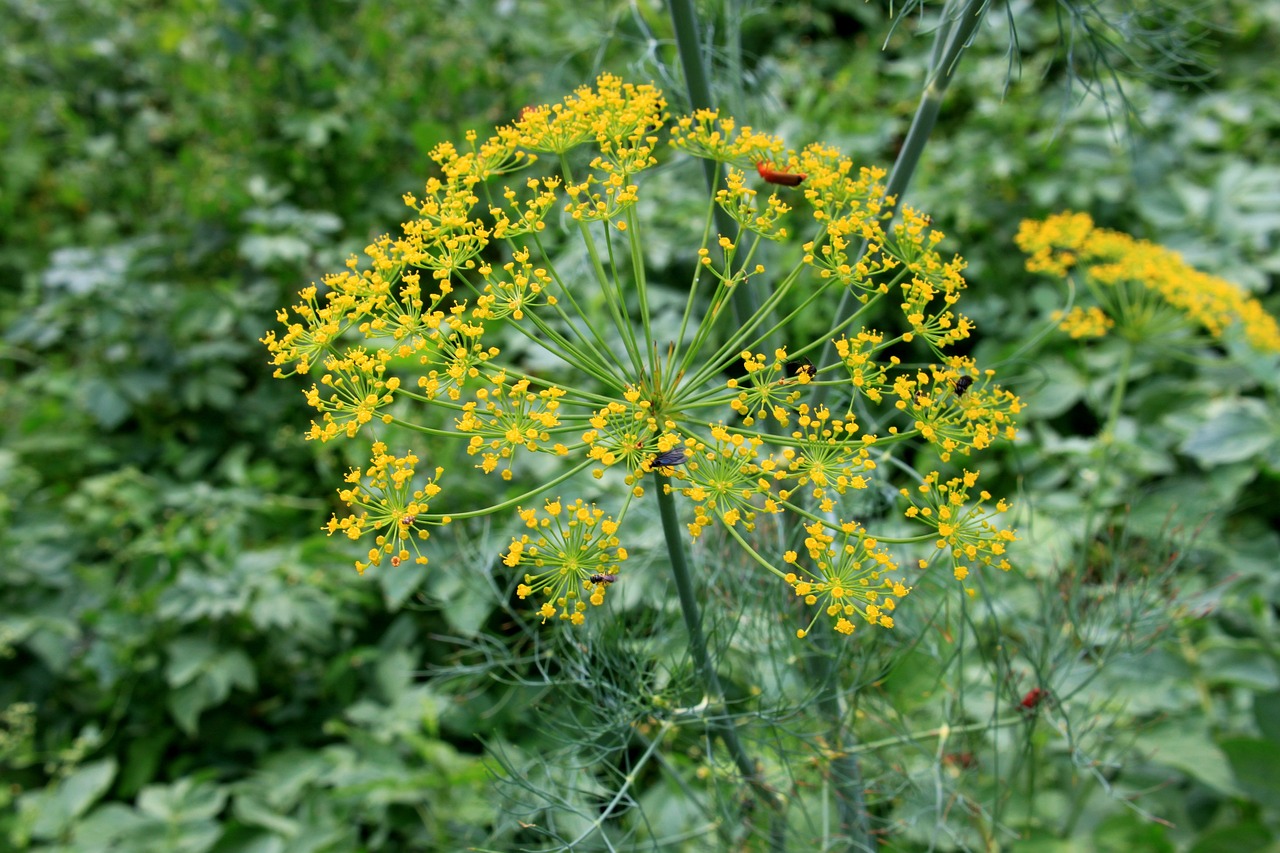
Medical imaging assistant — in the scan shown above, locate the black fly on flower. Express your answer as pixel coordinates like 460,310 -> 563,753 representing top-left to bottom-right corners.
786,358 -> 816,383
652,448 -> 688,468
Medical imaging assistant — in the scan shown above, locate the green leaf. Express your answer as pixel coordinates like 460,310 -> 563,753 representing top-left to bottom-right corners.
71,802 -> 150,846
136,778 -> 227,823
1189,822 -> 1275,853
27,758 -> 118,841
1093,811 -> 1175,852
208,830 -> 286,853
119,730 -> 174,798
169,680 -> 216,736
1179,398 -> 1278,466
231,794 -> 300,837
1134,718 -> 1239,796
208,648 -> 257,695
165,636 -> 220,688
1253,691 -> 1280,744
79,377 -> 132,429
240,750 -> 329,812
377,559 -> 429,611
1220,737 -> 1280,803
1198,641 -> 1280,691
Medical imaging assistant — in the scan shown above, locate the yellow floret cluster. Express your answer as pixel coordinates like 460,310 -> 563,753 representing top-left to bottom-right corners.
1017,211 -> 1280,353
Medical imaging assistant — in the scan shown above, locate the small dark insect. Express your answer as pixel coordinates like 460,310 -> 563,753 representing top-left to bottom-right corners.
589,573 -> 618,585
953,376 -> 974,397
1020,687 -> 1049,710
755,160 -> 807,187
786,358 -> 816,382
400,514 -> 416,526
652,448 -> 688,467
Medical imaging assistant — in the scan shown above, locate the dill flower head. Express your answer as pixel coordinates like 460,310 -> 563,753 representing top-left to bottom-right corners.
1017,211 -> 1280,353
263,74 -> 1021,634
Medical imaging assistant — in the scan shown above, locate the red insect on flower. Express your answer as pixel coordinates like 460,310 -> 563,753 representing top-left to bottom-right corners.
755,160 -> 807,187
1020,687 -> 1049,711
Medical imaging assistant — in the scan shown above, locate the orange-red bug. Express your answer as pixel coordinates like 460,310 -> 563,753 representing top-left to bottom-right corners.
943,751 -> 978,770
755,160 -> 807,187
1020,687 -> 1049,710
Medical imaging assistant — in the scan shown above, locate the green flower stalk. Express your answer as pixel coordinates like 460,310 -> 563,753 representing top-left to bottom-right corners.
263,74 -> 1021,632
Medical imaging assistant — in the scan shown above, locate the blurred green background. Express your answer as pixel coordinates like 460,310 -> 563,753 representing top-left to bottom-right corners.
3,0 -> 1278,850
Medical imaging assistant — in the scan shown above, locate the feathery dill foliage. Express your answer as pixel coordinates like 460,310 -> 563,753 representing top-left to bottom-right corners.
1018,212 -> 1280,352
263,75 -> 1022,636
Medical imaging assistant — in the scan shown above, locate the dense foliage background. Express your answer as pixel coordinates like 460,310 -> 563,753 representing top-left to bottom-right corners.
3,0 -> 1278,850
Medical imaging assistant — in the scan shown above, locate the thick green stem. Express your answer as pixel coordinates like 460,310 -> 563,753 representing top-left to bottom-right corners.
806,629 -> 873,850
811,0 -> 990,411
667,0 -> 771,338
653,475 -> 785,840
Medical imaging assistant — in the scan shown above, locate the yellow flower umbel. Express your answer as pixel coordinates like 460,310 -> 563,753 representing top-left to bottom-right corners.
325,441 -> 447,575
901,470 -> 1015,582
508,498 -> 626,624
1016,211 -> 1280,353
786,521 -> 909,638
264,74 -> 1021,636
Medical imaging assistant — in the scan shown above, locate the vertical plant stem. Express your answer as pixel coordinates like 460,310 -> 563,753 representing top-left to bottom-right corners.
811,0 -> 991,410
654,475 -> 786,844
806,629 -> 873,850
1101,342 -> 1133,443
667,0 -> 770,335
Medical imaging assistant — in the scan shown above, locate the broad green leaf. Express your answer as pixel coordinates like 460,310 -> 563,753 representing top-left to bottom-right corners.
209,830 -> 286,853
28,759 -> 118,841
165,636 -> 220,688
1180,398 -> 1278,466
1254,692 -> 1280,744
1189,822 -> 1276,853
1198,641 -> 1280,691
231,794 -> 300,837
136,778 -> 227,823
1134,718 -> 1239,796
1220,737 -> 1280,803
169,680 -> 216,736
80,377 -> 131,429
71,802 -> 150,847
1093,811 -> 1175,852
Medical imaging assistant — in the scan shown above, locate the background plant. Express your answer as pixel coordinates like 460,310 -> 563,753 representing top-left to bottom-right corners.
3,0 -> 1278,850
